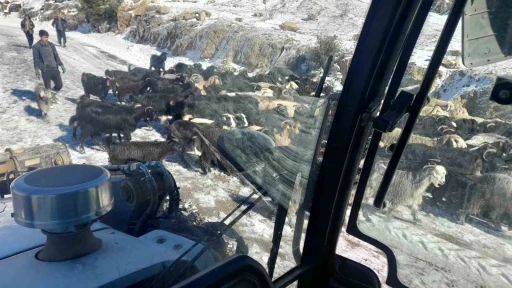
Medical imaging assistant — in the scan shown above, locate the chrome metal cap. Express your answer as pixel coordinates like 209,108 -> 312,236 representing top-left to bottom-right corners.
10,164 -> 113,231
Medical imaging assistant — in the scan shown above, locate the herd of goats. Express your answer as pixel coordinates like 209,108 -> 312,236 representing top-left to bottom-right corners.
32,51 -> 511,234
364,92 -> 512,233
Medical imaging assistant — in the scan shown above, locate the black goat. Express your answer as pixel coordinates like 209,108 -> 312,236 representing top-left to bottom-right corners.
165,120 -> 234,174
149,52 -> 168,74
139,78 -> 200,95
128,64 -> 161,80
81,72 -> 111,101
105,69 -> 131,79
70,96 -> 124,141
71,103 -> 156,153
131,93 -> 190,116
106,137 -> 180,165
110,76 -> 145,103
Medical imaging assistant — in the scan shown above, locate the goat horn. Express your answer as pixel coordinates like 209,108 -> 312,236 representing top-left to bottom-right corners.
483,148 -> 498,161
423,165 -> 436,169
486,122 -> 496,128
438,125 -> 449,132
440,127 -> 456,135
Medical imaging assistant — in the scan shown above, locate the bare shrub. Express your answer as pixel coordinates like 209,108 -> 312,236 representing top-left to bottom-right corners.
310,35 -> 341,68
306,12 -> 318,21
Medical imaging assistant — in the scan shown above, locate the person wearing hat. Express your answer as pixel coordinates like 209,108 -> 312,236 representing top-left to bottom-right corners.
32,29 -> 66,103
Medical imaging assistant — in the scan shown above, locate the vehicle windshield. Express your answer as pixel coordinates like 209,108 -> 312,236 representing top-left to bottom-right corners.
0,0 -> 372,287
354,1 -> 512,287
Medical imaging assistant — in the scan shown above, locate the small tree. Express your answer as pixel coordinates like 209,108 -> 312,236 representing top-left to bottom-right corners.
310,35 -> 341,68
80,0 -> 120,23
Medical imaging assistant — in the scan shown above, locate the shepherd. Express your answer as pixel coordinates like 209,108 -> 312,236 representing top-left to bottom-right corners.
32,30 -> 66,103
20,15 -> 35,49
51,13 -> 67,47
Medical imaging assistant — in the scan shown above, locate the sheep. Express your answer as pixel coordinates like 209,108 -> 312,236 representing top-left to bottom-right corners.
149,52 -> 168,74
366,163 -> 447,222
34,83 -> 52,120
71,103 -> 156,153
174,95 -> 261,128
192,74 -> 223,95
105,137 -> 181,165
81,72 -> 111,101
459,173 -> 512,232
110,76 -> 145,103
380,128 -> 467,149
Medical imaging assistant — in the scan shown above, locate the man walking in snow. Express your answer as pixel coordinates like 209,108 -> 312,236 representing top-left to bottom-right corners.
51,13 -> 67,47
20,15 -> 35,49
32,30 -> 66,103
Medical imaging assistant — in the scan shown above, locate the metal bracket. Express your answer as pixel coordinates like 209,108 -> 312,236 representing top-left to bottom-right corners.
373,90 -> 414,133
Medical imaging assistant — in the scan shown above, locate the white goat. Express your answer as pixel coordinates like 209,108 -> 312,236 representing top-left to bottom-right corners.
366,162 -> 447,222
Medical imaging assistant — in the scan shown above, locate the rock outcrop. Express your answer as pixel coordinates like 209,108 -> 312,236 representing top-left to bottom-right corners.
127,16 -> 299,70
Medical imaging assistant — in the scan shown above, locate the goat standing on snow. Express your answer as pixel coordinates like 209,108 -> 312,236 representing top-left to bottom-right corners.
34,83 -> 52,120
105,137 -> 181,165
149,52 -> 168,74
459,173 -> 512,232
366,162 -> 447,222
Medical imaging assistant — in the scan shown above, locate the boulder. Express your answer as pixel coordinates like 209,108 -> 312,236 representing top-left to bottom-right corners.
253,12 -> 264,17
133,5 -> 149,16
173,10 -> 211,21
8,3 -> 21,12
66,20 -> 79,31
18,7 -> 39,19
441,57 -> 463,69
157,6 -> 170,15
133,0 -> 151,16
117,11 -> 132,31
279,22 -> 298,32
235,17 -> 243,22
118,3 -> 133,12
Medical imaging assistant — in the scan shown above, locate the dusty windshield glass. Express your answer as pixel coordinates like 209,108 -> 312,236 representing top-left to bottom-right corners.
0,0 -> 370,287
357,4 -> 512,288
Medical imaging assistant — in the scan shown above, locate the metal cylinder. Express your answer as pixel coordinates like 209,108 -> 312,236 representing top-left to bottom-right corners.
10,165 -> 113,231
4,142 -> 72,172
0,142 -> 72,198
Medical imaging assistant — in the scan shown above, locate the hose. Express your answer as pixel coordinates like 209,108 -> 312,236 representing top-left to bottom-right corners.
133,164 -> 159,236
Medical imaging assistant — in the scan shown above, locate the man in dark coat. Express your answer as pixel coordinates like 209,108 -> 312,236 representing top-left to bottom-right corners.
20,15 -> 35,48
32,30 -> 66,103
51,13 -> 67,47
